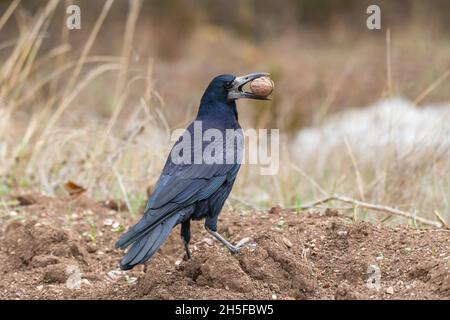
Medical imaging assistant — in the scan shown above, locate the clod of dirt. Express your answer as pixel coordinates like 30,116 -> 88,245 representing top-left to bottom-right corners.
30,255 -> 61,268
268,205 -> 282,215
410,260 -> 450,296
430,261 -> 450,295
42,263 -> 83,289
1,220 -> 89,271
42,264 -> 70,284
16,194 -> 38,206
324,208 -> 339,217
335,282 -> 363,300
193,253 -> 254,293
238,234 -> 317,299
98,200 -> 128,212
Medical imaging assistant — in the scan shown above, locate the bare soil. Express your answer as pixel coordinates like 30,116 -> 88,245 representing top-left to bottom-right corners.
0,192 -> 449,300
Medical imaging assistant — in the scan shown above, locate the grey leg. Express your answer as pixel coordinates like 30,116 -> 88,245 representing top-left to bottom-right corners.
205,226 -> 247,254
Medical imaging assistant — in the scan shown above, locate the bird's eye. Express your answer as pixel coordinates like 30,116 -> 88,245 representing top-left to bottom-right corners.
224,81 -> 233,90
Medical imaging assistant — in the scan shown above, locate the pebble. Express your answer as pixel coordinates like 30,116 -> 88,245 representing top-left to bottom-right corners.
106,270 -> 125,282
202,237 -> 214,246
103,219 -> 114,226
81,279 -> 92,286
386,286 -> 394,295
236,237 -> 251,247
282,237 -> 292,248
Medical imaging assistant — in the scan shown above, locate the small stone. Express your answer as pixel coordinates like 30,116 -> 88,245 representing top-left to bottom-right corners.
81,279 -> 92,286
236,237 -> 251,247
86,243 -> 98,253
282,237 -> 292,248
125,276 -> 137,284
106,270 -> 125,282
103,219 -> 114,226
65,265 -> 82,290
386,286 -> 394,295
202,237 -> 214,246
271,294 -> 277,300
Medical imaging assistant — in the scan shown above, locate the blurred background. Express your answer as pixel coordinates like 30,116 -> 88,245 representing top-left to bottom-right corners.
0,0 -> 449,224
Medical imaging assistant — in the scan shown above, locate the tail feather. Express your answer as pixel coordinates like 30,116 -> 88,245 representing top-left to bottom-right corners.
115,204 -> 178,249
119,214 -> 179,270
115,217 -> 150,250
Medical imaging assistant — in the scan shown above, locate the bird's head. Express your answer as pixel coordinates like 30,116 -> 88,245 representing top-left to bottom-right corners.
201,73 -> 271,104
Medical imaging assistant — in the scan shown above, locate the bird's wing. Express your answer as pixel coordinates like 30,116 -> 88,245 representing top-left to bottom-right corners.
116,163 -> 239,249
116,126 -> 241,249
146,121 -> 242,213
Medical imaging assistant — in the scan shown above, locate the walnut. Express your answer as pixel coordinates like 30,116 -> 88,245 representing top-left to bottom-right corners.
250,76 -> 274,97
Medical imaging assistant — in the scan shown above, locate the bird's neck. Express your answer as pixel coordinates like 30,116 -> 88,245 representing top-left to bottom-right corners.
197,99 -> 239,122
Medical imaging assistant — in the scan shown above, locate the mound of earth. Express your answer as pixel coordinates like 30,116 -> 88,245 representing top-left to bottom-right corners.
2,220 -> 88,271
0,192 -> 449,299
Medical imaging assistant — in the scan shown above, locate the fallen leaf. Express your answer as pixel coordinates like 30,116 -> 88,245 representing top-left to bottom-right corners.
64,181 -> 87,196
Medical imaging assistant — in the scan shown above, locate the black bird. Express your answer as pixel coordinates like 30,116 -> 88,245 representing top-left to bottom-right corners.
116,72 -> 270,270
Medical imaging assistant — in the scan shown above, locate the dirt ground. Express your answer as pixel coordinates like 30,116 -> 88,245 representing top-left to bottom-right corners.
0,192 -> 449,300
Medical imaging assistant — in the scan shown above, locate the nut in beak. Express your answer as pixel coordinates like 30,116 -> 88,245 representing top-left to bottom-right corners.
227,72 -> 273,100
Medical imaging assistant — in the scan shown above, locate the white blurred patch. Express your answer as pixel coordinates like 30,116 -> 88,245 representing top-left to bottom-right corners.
292,97 -> 450,165
65,265 -> 82,290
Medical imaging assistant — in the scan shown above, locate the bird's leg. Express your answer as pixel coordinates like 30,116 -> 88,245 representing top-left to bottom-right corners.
205,226 -> 246,254
183,239 -> 191,260
181,220 -> 191,260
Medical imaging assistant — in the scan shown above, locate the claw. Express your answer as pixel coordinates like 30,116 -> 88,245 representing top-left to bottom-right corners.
228,246 -> 240,255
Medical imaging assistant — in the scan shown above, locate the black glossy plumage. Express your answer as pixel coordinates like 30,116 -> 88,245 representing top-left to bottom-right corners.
116,74 -> 243,270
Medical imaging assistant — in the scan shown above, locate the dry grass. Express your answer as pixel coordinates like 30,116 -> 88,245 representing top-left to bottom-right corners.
0,1 -> 449,226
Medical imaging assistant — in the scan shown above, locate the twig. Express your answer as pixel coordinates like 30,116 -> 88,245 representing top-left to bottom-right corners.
414,69 -> 450,105
293,194 -> 445,229
112,165 -> 132,213
433,210 -> 448,229
344,138 -> 365,201
386,28 -> 392,97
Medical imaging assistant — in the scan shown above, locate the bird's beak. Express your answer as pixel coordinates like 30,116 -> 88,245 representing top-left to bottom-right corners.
227,72 -> 271,100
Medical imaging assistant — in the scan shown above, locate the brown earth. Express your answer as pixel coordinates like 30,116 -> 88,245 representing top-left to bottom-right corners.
0,192 -> 449,300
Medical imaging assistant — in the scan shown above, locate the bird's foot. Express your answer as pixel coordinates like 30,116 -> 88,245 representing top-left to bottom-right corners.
205,227 -> 255,255
183,252 -> 191,261
228,237 -> 254,254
